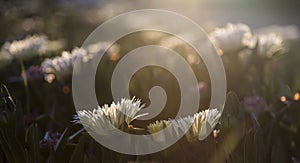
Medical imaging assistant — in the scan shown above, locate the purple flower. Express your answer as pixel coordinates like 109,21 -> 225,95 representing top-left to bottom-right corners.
39,131 -> 61,150
26,65 -> 44,82
242,95 -> 271,114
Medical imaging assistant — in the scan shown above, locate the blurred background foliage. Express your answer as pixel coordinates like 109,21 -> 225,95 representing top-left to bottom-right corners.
0,0 -> 300,162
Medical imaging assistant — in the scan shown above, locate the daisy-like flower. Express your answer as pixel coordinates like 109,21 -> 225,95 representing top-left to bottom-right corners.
256,33 -> 285,58
73,97 -> 148,136
41,47 -> 87,83
147,120 -> 170,134
147,120 -> 171,142
1,35 -> 47,60
187,108 -> 221,141
209,23 -> 255,55
41,42 -> 115,83
147,108 -> 221,142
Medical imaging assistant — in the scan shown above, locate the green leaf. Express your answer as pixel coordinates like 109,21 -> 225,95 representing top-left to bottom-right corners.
0,84 -> 26,163
53,127 -> 71,162
0,129 -> 15,163
5,128 -> 26,163
69,134 -> 88,163
220,92 -> 243,129
26,123 -> 40,163
15,101 -> 26,145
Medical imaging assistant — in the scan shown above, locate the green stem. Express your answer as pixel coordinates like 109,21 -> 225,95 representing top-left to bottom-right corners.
19,59 -> 30,113
265,104 -> 290,163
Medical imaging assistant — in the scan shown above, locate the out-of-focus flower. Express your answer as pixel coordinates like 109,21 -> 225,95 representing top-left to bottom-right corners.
40,39 -> 66,56
209,23 -> 255,55
198,82 -> 209,95
85,42 -> 120,62
242,95 -> 271,114
41,42 -> 118,83
213,129 -> 220,139
159,33 -> 201,68
41,48 -> 87,83
73,97 -> 148,136
294,92 -> 300,101
257,25 -> 299,41
280,95 -> 287,103
1,35 -> 47,60
292,156 -> 300,163
39,131 -> 61,150
188,82 -> 208,96
26,65 -> 44,82
160,35 -> 183,49
147,108 -> 221,142
140,31 -> 167,42
186,54 -> 201,65
84,3 -> 129,24
106,44 -> 120,61
22,18 -> 44,32
1,35 -> 65,63
256,33 -> 285,58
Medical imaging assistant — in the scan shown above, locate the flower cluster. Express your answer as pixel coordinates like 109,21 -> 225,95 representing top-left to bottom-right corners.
40,42 -> 115,83
41,48 -> 87,83
74,98 -> 221,142
209,23 -> 297,58
1,35 -> 47,60
0,35 -> 65,71
256,33 -> 285,58
209,23 -> 254,55
257,25 -> 299,41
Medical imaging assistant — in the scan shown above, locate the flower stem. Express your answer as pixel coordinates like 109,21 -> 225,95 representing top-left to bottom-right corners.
20,59 -> 30,113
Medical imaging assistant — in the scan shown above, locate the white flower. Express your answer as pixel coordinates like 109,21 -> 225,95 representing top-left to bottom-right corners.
147,120 -> 170,134
209,23 -> 255,55
86,42 -> 120,61
40,39 -> 66,56
257,25 -> 299,41
169,115 -> 194,140
41,47 -> 87,83
41,42 -> 118,83
160,35 -> 185,50
74,97 -> 148,136
2,35 -> 47,60
147,108 -> 221,142
192,108 -> 221,141
256,33 -> 285,58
